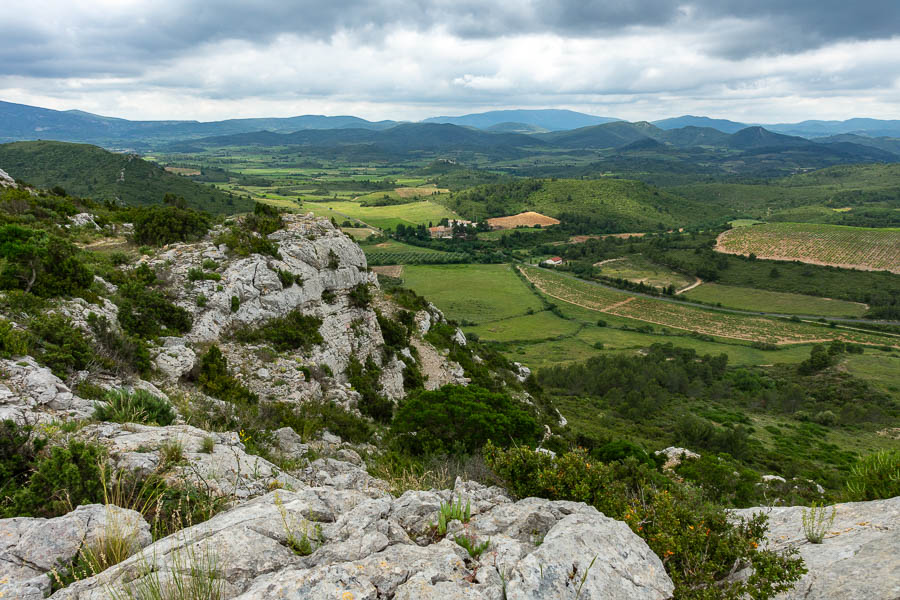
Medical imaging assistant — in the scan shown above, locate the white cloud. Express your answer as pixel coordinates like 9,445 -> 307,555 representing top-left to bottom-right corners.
1,3 -> 899,122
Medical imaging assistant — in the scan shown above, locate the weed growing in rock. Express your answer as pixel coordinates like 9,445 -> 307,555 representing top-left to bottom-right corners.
107,538 -> 224,600
187,268 -> 220,282
454,530 -> 489,560
274,492 -> 323,556
200,436 -> 215,454
159,439 -> 185,469
801,503 -> 836,544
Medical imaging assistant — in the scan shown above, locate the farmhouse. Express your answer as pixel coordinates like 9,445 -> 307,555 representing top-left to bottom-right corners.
428,225 -> 452,238
543,256 -> 563,266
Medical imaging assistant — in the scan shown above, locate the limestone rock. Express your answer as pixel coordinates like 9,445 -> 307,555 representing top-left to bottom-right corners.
67,213 -> 101,230
0,356 -> 94,424
152,339 -> 197,381
51,482 -> 673,600
731,496 -> 900,600
0,167 -> 15,188
655,446 -> 700,470
78,423 -> 305,499
0,504 -> 151,600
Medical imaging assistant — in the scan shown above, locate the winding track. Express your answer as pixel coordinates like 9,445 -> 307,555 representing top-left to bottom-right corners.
516,263 -> 900,330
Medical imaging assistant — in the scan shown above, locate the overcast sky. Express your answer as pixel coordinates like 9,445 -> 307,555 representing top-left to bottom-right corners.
2,0 -> 899,123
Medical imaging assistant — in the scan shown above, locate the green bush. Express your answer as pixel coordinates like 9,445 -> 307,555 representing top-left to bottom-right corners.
132,205 -> 211,246
244,202 -> 284,236
392,386 -> 541,455
10,440 -> 106,518
232,309 -> 323,352
116,281 -> 192,339
348,283 -> 372,308
0,225 -> 93,298
28,313 -> 93,377
230,296 -> 240,312
276,268 -> 302,288
188,267 -> 221,282
86,313 -> 151,375
845,450 -> 900,501
484,443 -> 805,600
222,226 -> 281,257
348,356 -> 393,423
321,289 -> 337,304
94,388 -> 176,426
195,345 -> 258,405
0,420 -> 47,510
0,318 -> 29,357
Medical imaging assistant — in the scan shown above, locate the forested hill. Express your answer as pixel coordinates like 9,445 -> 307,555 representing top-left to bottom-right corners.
0,140 -> 251,214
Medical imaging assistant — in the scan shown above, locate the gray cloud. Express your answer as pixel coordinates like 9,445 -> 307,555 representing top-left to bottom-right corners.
1,0 -> 898,79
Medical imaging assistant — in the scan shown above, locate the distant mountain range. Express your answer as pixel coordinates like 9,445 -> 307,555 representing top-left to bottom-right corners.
1,96 -> 896,156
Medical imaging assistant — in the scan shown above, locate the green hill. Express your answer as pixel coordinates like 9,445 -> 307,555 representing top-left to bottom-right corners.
0,141 -> 252,215
441,178 -> 701,231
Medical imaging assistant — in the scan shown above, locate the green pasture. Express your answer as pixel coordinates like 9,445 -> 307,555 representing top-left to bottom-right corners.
302,200 -> 458,230
401,264 -> 542,323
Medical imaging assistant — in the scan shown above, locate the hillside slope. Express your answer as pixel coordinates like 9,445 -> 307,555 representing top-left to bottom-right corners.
0,140 -> 251,214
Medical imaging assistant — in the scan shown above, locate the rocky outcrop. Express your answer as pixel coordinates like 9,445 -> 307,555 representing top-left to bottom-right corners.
0,356 -> 94,424
732,496 -> 900,600
0,504 -> 151,600
147,215 -> 382,379
0,167 -> 15,188
49,474 -> 674,600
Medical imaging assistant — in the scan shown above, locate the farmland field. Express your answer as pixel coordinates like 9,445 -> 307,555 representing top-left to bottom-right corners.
715,223 -> 900,273
486,211 -> 560,229
520,266 -> 898,347
363,240 -> 467,265
401,264 -> 543,323
304,199 -> 458,230
596,254 -> 695,290
684,283 -> 869,317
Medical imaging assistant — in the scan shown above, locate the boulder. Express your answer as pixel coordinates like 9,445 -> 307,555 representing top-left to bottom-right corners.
0,504 -> 151,600
0,356 -> 95,424
78,423 -> 305,499
731,496 -> 900,599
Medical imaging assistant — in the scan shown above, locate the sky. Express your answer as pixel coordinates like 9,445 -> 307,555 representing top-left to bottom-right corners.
1,0 -> 899,123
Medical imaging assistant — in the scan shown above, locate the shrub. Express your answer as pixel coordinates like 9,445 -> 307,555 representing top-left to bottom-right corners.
845,449 -> 900,501
327,249 -> 339,269
347,356 -> 393,423
348,283 -> 372,308
0,318 -> 29,357
232,309 -> 323,352
195,345 -> 258,405
230,296 -> 240,312
116,282 -> 192,339
86,313 -> 151,375
28,313 -> 93,377
484,443 -> 806,600
11,440 -> 107,517
201,259 -> 219,270
321,289 -> 337,304
0,420 -> 47,511
215,221 -> 280,258
0,225 -> 93,298
132,205 -> 210,246
94,388 -> 176,426
276,268 -> 302,288
392,386 -> 541,455
188,267 -> 221,282
245,202 -> 284,235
